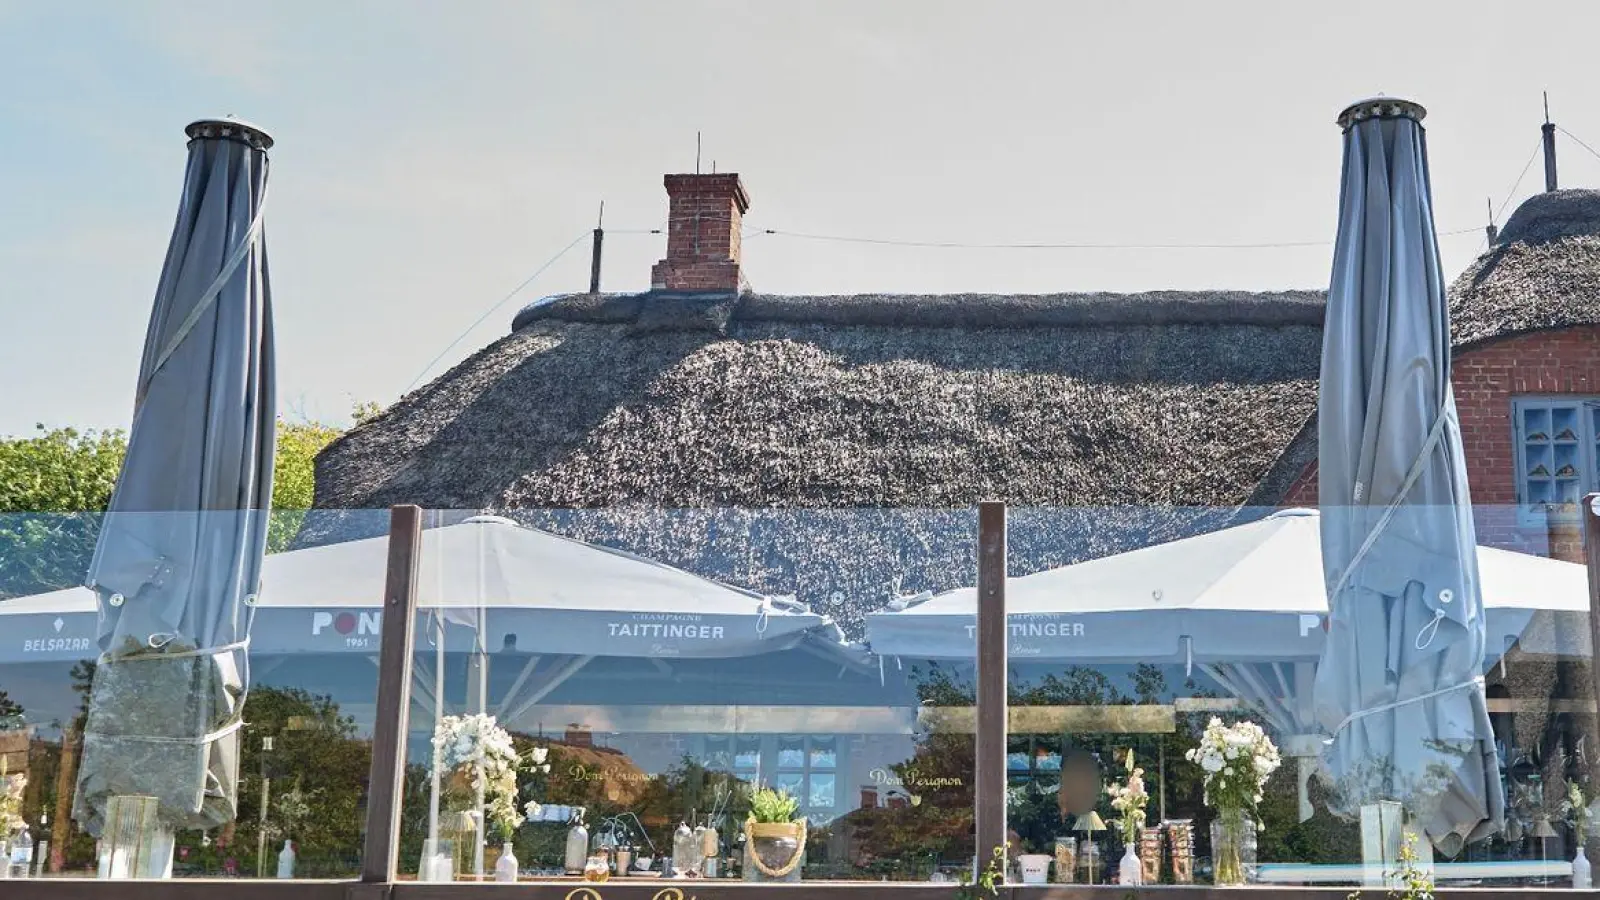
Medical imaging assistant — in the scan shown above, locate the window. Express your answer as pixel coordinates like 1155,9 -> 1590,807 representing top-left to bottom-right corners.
1514,398 -> 1600,517
1006,735 -> 1062,785
775,736 -> 838,813
702,736 -> 731,770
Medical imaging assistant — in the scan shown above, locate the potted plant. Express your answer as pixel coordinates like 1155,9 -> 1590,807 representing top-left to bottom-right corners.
742,787 -> 805,883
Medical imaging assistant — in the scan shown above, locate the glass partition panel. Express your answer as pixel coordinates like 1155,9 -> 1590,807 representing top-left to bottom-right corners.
1002,504 -> 1598,890
398,507 -> 975,883
0,509 -> 389,879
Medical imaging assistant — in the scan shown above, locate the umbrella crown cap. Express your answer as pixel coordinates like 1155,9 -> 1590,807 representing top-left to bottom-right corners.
186,117 -> 273,151
1336,97 -> 1425,131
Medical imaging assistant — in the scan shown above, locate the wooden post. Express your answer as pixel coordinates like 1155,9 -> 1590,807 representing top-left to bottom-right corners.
49,723 -> 79,873
975,501 -> 1008,877
360,505 -> 422,884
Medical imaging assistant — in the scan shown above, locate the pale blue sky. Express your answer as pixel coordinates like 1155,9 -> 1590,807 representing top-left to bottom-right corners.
5,0 -> 1600,437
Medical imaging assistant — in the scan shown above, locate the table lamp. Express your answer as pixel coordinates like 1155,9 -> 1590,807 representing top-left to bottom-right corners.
1073,811 -> 1106,884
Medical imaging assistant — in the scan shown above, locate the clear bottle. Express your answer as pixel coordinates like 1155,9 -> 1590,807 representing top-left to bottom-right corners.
13,826 -> 31,871
699,818 -> 720,878
564,812 -> 590,875
276,839 -> 296,879
671,821 -> 698,876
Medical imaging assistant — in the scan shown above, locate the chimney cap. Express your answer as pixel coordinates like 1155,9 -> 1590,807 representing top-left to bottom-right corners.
1336,97 -> 1425,131
663,172 -> 751,213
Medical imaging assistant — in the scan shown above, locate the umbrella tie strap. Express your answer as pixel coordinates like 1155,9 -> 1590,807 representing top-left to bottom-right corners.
1415,608 -> 1446,651
97,636 -> 251,666
1327,410 -> 1449,601
84,716 -> 246,747
1327,676 -> 1484,741
140,170 -> 270,402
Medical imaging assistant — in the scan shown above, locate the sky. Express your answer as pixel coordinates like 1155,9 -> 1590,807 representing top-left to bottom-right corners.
5,0 -> 1600,437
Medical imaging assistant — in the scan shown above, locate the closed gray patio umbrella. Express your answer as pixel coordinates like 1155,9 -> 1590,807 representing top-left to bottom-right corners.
72,119 -> 276,867
1314,98 -> 1502,856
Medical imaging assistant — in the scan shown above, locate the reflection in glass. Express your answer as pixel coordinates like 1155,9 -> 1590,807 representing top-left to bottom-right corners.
809,774 -> 836,809
734,738 -> 761,772
28,501 -> 1600,886
777,737 -> 805,769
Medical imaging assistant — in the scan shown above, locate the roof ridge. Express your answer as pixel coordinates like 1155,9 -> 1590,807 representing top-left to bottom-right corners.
514,289 -> 1328,333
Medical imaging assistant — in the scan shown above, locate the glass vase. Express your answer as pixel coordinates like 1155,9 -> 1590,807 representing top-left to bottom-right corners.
1209,808 -> 1257,886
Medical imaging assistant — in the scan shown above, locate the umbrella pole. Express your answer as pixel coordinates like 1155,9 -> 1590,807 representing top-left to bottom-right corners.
473,619 -> 487,878
1159,741 -> 1166,822
425,615 -> 445,880
472,531 -> 488,879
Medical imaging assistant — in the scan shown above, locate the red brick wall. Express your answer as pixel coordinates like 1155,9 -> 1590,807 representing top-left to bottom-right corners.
1281,326 -> 1600,557
650,173 -> 750,293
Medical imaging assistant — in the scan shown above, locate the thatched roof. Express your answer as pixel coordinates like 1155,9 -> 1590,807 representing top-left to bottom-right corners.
312,290 -> 1326,630
312,199 -> 1600,632
1260,188 -> 1600,497
320,290 -> 1325,512
1450,189 -> 1600,347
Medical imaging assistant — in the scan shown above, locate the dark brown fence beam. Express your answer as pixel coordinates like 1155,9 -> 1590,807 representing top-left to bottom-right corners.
361,505 -> 423,884
975,501 -> 1008,876
0,881 -> 1563,900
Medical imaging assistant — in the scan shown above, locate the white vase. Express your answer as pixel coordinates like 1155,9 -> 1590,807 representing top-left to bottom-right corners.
1119,843 -> 1143,885
1575,846 -> 1591,889
276,839 -> 296,878
494,842 -> 519,883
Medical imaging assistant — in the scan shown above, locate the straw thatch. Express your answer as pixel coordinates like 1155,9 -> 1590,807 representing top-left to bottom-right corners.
320,290 -> 1324,513
1255,188 -> 1600,505
312,290 -> 1324,631
312,195 -> 1600,633
1450,189 -> 1600,347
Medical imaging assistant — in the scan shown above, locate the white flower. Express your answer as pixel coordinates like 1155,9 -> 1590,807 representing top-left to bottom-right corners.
531,747 -> 549,765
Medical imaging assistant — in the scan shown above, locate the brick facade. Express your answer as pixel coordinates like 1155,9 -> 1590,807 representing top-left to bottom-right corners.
650,173 -> 750,293
1282,326 -> 1600,559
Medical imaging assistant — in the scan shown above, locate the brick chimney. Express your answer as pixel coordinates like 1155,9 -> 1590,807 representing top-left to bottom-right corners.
650,173 -> 750,294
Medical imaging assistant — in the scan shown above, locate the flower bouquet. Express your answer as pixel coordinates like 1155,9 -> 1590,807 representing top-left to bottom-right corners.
1106,749 -> 1149,885
1185,718 -> 1280,885
0,761 -> 25,879
432,715 -> 524,879
0,765 -> 23,838
1564,780 -> 1594,888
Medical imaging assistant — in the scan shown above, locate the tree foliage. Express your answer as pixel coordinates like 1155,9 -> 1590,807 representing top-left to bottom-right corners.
266,420 -> 342,552
0,427 -> 127,599
211,687 -> 371,877
0,409 -> 377,599
0,689 -> 22,728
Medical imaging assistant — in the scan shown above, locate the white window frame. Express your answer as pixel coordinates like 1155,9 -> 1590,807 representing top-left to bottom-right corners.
1512,396 -> 1600,524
